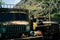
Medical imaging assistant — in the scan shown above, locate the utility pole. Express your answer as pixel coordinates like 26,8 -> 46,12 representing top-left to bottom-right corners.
49,0 -> 52,21
49,4 -> 51,21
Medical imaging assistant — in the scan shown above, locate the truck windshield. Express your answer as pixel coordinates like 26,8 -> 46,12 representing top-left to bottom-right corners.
0,13 -> 28,22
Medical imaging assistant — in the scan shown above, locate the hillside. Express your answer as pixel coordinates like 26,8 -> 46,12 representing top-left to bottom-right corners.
15,0 -> 60,23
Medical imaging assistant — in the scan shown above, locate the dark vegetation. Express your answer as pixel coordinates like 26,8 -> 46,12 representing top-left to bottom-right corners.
15,0 -> 60,23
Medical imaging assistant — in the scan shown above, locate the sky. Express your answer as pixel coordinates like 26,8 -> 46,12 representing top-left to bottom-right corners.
2,0 -> 21,8
2,0 -> 21,4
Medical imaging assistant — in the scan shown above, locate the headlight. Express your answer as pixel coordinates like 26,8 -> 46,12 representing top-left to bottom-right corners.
26,25 -> 30,32
0,33 -> 1,37
2,28 -> 6,33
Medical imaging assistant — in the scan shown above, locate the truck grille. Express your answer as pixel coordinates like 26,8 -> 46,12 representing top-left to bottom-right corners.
6,25 -> 26,33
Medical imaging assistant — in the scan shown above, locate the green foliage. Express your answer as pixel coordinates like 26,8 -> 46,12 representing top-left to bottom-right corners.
0,0 -> 4,8
16,0 -> 60,23
0,0 -> 4,4
0,1 -> 2,8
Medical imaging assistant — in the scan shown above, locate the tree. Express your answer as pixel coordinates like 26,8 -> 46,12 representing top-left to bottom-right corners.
15,0 -> 60,23
0,0 -> 2,8
0,0 -> 4,8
